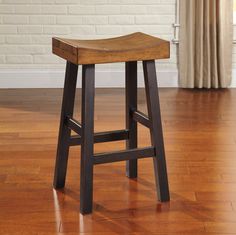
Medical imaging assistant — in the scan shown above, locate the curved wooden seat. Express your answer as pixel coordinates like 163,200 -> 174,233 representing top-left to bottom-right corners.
52,32 -> 170,65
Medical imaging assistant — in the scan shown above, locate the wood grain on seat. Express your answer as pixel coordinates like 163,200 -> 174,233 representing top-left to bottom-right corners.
52,32 -> 170,65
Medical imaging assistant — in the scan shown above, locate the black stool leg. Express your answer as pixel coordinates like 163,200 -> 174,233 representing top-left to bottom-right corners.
53,61 -> 78,189
80,64 -> 95,214
125,61 -> 138,178
143,60 -> 170,202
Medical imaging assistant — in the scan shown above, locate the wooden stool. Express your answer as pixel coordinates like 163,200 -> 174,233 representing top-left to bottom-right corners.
52,32 -> 170,214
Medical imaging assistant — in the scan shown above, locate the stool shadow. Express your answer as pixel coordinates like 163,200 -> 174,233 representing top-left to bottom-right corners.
56,175 -> 221,234
61,188 -> 159,234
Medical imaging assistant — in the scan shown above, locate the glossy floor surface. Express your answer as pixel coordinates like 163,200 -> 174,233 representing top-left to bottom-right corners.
0,88 -> 236,235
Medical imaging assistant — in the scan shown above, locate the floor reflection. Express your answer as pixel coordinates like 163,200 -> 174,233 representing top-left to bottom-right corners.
53,189 -> 62,233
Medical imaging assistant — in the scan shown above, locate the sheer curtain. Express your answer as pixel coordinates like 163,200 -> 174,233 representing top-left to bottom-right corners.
179,0 -> 233,88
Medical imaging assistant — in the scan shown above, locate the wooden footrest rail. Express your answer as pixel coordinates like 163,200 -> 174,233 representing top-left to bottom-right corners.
66,109 -> 150,146
69,129 -> 129,146
132,110 -> 150,128
65,116 -> 155,165
66,117 -> 82,135
93,147 -> 155,165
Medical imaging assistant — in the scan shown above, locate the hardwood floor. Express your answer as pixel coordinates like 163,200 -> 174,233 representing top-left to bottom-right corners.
0,88 -> 236,235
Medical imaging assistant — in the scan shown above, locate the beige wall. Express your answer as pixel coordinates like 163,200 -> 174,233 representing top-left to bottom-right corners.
0,0 -> 177,71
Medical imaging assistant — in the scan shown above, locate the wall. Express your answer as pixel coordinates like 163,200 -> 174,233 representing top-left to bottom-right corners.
0,0 -> 178,88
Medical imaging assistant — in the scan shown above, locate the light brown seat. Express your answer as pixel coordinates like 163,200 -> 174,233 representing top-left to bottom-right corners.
52,32 -> 170,65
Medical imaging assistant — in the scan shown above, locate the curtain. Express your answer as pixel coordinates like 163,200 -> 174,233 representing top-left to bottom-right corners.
179,0 -> 233,88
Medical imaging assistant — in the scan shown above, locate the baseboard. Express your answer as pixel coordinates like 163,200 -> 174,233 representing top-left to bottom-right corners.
0,68 -> 179,88
0,68 -> 235,88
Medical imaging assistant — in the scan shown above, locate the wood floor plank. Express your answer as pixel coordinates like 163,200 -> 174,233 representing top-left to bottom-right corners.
0,88 -> 236,234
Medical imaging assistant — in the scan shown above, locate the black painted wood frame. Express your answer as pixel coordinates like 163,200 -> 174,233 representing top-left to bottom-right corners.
53,60 -> 170,214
